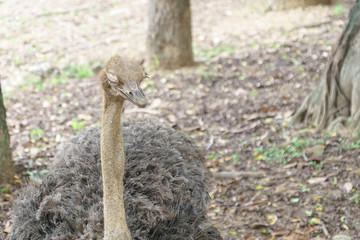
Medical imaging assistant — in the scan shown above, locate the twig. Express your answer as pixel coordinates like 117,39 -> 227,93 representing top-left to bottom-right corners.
206,135 -> 214,150
214,171 -> 266,179
321,221 -> 330,237
35,5 -> 93,18
289,20 -> 332,32
302,151 -> 309,161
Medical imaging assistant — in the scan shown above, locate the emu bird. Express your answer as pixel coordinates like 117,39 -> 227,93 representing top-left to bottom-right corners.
11,55 -> 222,240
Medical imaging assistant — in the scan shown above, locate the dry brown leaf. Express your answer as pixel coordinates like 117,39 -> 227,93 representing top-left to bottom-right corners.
4,221 -> 12,233
283,229 -> 309,240
343,182 -> 353,193
308,177 -> 327,185
271,229 -> 289,236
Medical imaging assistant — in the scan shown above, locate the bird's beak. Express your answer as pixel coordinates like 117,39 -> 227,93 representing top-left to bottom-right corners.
121,83 -> 148,108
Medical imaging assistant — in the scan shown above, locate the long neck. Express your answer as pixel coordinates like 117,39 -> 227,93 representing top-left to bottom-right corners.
101,93 -> 131,240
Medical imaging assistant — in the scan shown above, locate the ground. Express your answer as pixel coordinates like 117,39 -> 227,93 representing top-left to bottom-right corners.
0,0 -> 359,239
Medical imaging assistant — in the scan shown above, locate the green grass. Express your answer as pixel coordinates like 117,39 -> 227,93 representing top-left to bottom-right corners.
22,75 -> 44,91
71,118 -> 87,132
194,44 -> 235,58
30,128 -> 44,143
64,64 -> 94,79
255,138 -> 311,164
333,4 -> 345,16
340,139 -> 360,150
142,79 -> 157,94
350,193 -> 359,204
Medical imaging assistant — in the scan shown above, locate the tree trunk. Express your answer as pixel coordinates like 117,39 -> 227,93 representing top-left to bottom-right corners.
293,1 -> 360,135
0,83 -> 14,184
147,0 -> 193,69
270,0 -> 331,10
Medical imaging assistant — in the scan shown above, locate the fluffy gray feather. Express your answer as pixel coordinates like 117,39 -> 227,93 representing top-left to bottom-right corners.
11,119 -> 221,240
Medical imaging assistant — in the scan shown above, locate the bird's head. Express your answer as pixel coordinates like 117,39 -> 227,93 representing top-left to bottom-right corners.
99,55 -> 148,108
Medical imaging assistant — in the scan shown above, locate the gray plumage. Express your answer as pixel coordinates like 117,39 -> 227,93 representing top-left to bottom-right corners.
11,119 -> 222,240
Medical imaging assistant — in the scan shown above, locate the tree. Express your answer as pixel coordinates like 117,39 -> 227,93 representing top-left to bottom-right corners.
270,0 -> 330,10
293,1 -> 360,135
147,0 -> 193,69
0,83 -> 14,184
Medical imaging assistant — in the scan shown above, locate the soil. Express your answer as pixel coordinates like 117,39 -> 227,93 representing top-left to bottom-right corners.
1,0 -> 359,239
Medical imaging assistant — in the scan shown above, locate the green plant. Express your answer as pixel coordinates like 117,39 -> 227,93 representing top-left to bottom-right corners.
250,90 -> 257,97
332,177 -> 338,185
307,161 -> 323,169
0,185 -> 10,193
350,193 -> 359,204
194,44 -> 234,58
238,75 -> 246,81
24,75 -> 44,91
255,138 -> 311,164
54,75 -> 68,85
30,128 -> 44,143
64,64 -> 94,79
316,202 -> 323,211
143,79 -> 157,94
232,153 -> 240,165
333,4 -> 345,16
13,55 -> 22,65
208,153 -> 216,160
71,118 -> 87,132
341,139 -> 360,150
301,185 -> 310,192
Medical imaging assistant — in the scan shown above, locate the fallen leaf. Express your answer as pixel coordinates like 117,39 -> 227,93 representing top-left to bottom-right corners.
14,178 -> 21,183
284,230 -> 309,240
343,182 -> 353,193
332,235 -> 351,240
308,177 -> 327,185
309,218 -> 321,225
4,221 -> 12,233
271,228 -> 289,236
167,114 -> 177,123
249,222 -> 268,229
267,214 -> 278,225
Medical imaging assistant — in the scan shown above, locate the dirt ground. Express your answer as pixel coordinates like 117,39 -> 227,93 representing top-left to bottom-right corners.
1,0 -> 360,239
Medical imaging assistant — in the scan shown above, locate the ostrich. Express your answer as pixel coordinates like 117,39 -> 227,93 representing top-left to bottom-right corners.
11,55 -> 222,240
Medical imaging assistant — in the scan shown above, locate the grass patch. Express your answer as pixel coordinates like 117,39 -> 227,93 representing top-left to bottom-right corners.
194,44 -> 235,58
71,118 -> 87,132
30,128 -> 44,143
254,138 -> 311,164
340,138 -> 360,150
64,64 -> 94,79
333,4 -> 345,16
22,75 -> 44,91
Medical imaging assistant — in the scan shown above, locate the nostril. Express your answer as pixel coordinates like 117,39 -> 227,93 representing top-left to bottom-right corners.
129,91 -> 133,96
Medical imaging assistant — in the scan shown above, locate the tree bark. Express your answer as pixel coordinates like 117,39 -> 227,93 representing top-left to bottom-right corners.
270,0 -> 331,10
147,0 -> 193,69
293,1 -> 360,135
0,83 -> 14,184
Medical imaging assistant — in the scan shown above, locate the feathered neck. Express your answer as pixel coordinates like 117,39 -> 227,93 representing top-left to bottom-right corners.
100,92 -> 132,239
